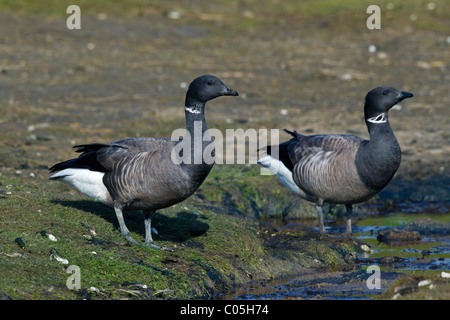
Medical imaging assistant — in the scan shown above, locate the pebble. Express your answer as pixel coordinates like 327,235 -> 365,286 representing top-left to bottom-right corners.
14,237 -> 26,249
48,234 -> 57,241
40,230 -> 57,241
88,287 -> 101,294
418,279 -> 432,287
50,248 -> 68,265
339,73 -> 352,81
167,11 -> 181,19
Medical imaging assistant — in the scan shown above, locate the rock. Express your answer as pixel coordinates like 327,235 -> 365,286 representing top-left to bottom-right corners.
49,248 -> 68,265
418,279 -> 432,287
380,256 -> 404,264
277,222 -> 317,234
39,230 -> 57,241
393,280 -> 420,295
14,237 -> 26,249
403,218 -> 450,235
0,292 -> 12,300
377,228 -> 421,243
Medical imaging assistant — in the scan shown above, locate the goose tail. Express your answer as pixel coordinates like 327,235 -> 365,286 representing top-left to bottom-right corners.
49,143 -> 113,175
49,159 -> 78,175
283,129 -> 303,140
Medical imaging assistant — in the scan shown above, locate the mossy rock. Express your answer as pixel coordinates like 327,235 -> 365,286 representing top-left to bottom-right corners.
195,164 -> 317,220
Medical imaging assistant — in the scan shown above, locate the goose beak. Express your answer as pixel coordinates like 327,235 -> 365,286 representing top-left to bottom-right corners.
221,86 -> 239,96
398,91 -> 413,101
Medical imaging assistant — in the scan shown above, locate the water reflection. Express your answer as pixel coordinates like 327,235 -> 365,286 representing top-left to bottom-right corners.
222,207 -> 450,300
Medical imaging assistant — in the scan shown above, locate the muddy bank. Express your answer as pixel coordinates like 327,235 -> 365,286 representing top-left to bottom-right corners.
145,206 -> 364,299
382,272 -> 450,300
222,269 -> 400,300
2,165 -> 447,300
220,213 -> 450,300
0,179 -> 362,300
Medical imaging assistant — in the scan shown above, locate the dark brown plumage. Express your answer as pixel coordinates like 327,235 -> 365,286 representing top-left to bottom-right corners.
50,75 -> 238,248
258,86 -> 413,236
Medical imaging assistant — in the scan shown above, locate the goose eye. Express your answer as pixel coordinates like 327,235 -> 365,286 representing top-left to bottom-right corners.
207,80 -> 214,86
383,91 -> 388,95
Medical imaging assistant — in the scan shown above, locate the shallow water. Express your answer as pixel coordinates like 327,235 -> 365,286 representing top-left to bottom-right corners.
222,203 -> 450,300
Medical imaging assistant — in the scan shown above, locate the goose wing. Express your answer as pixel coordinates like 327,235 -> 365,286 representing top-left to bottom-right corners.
285,129 -> 369,204
100,138 -> 191,209
50,137 -> 174,173
50,137 -> 189,209
89,137 -> 175,171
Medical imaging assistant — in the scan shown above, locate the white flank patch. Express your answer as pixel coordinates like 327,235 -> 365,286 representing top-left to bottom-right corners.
51,169 -> 110,205
257,156 -> 303,196
50,254 -> 69,265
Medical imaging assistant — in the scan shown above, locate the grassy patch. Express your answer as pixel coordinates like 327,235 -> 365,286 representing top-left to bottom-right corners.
380,272 -> 450,300
197,164 -> 317,220
1,0 -> 449,33
0,166 -> 359,299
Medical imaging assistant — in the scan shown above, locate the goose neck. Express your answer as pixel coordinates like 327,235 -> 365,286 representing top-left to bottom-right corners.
177,102 -> 215,172
356,117 -> 401,191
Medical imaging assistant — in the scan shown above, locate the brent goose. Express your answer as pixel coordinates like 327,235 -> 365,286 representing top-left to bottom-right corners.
50,75 -> 238,248
257,86 -> 413,236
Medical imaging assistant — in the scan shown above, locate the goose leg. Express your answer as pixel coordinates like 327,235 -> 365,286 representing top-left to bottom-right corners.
143,210 -> 161,249
315,205 -> 326,234
344,204 -> 353,236
143,211 -> 173,251
114,206 -> 141,246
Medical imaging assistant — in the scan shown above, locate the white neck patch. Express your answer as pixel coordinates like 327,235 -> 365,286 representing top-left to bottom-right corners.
185,106 -> 201,114
367,112 -> 387,124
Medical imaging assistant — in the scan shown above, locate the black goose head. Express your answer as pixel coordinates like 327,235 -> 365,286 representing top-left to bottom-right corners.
185,75 -> 238,112
364,86 -> 413,121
